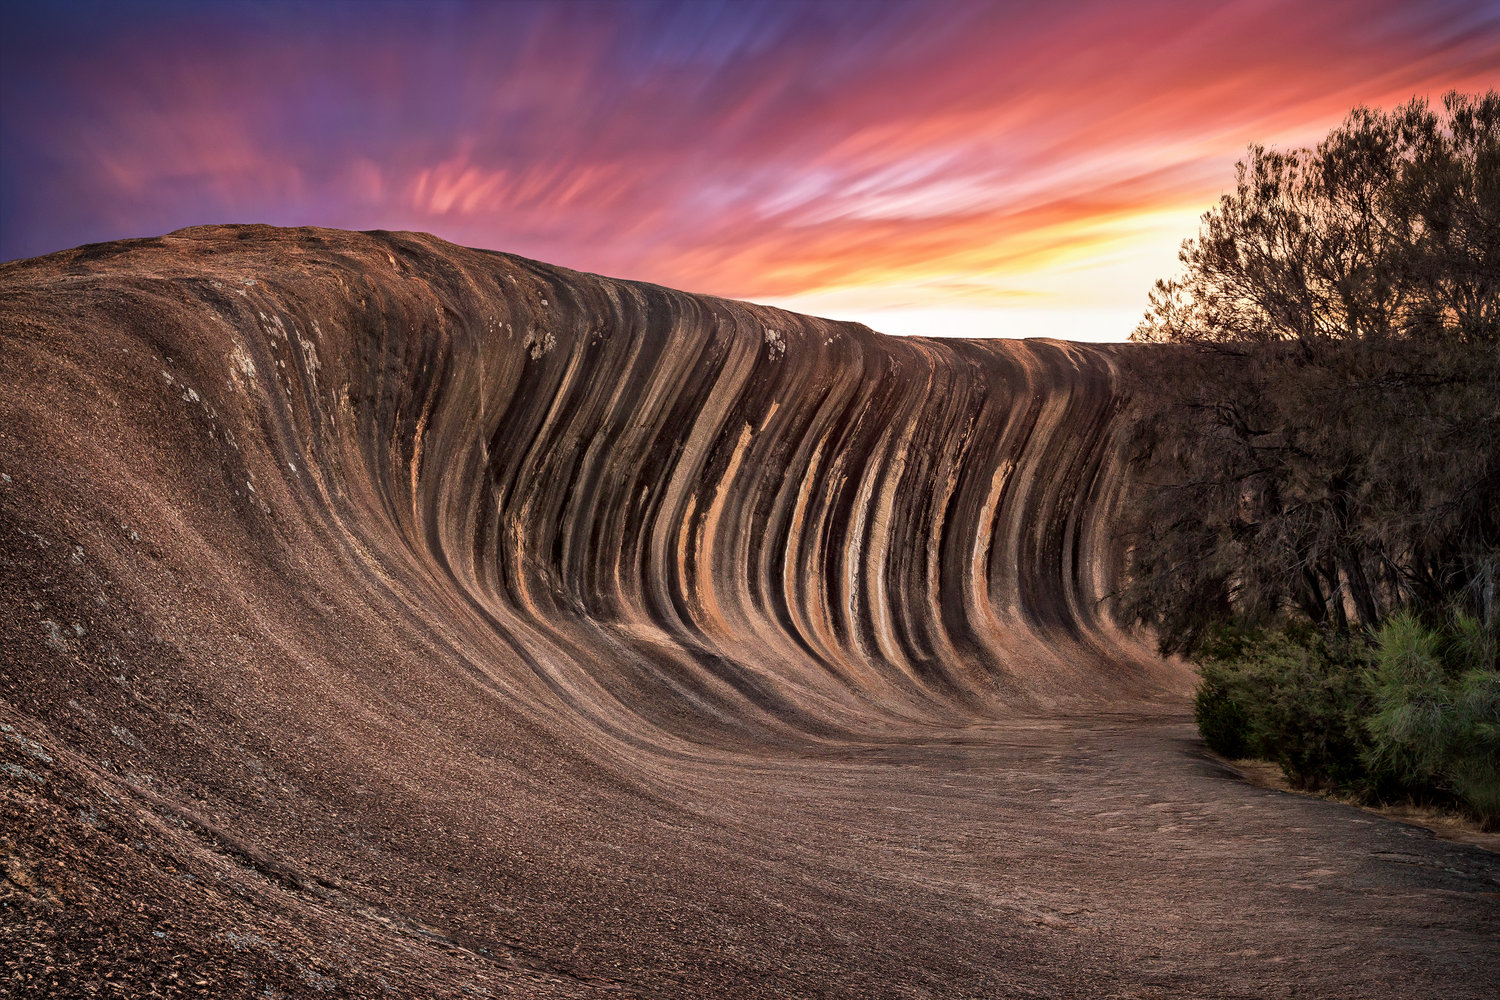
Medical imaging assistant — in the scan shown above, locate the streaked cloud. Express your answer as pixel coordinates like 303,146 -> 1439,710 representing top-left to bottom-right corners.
3,0 -> 1496,339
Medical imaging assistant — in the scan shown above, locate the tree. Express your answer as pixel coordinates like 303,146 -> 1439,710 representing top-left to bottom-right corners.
1118,92 -> 1500,656
1136,91 -> 1498,347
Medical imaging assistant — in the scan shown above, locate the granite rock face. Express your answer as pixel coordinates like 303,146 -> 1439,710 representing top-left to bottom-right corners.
4,227 -> 1493,998
3,225 -> 1171,730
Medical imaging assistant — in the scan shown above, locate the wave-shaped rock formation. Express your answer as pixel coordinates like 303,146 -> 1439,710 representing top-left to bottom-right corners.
4,227 -> 1496,999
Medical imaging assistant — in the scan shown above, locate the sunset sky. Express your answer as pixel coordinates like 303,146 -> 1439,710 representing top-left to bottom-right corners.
2,1 -> 1497,340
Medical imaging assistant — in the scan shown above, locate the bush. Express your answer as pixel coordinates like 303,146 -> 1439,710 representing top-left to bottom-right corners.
1449,668 -> 1500,826
1194,664 -> 1258,760
1194,612 -> 1500,826
1365,612 -> 1453,789
1365,610 -> 1500,828
1192,626 -> 1266,759
1193,627 -> 1375,789
1257,632 -> 1374,789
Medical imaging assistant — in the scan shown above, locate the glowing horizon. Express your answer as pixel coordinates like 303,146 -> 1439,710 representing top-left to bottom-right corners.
3,0 -> 1497,341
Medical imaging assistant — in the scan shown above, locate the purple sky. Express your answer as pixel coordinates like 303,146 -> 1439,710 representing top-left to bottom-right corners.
3,0 -> 1497,338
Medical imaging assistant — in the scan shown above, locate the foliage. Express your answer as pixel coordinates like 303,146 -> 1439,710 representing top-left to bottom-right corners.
1191,610 -> 1500,826
1197,611 -> 1500,827
1124,90 -> 1500,828
1365,611 -> 1452,788
1449,668 -> 1500,825
1120,338 -> 1499,654
1365,609 -> 1500,827
1134,91 -> 1499,347
1193,626 -> 1375,790
1190,625 -> 1264,758
1118,91 -> 1500,656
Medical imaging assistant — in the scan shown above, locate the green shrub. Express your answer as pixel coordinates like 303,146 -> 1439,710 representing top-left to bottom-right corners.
1257,633 -> 1374,789
1194,661 -> 1259,759
1449,668 -> 1500,828
1448,610 -> 1499,674
1366,610 -> 1500,829
1193,627 -> 1374,789
1192,610 -> 1499,826
1365,612 -> 1453,789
